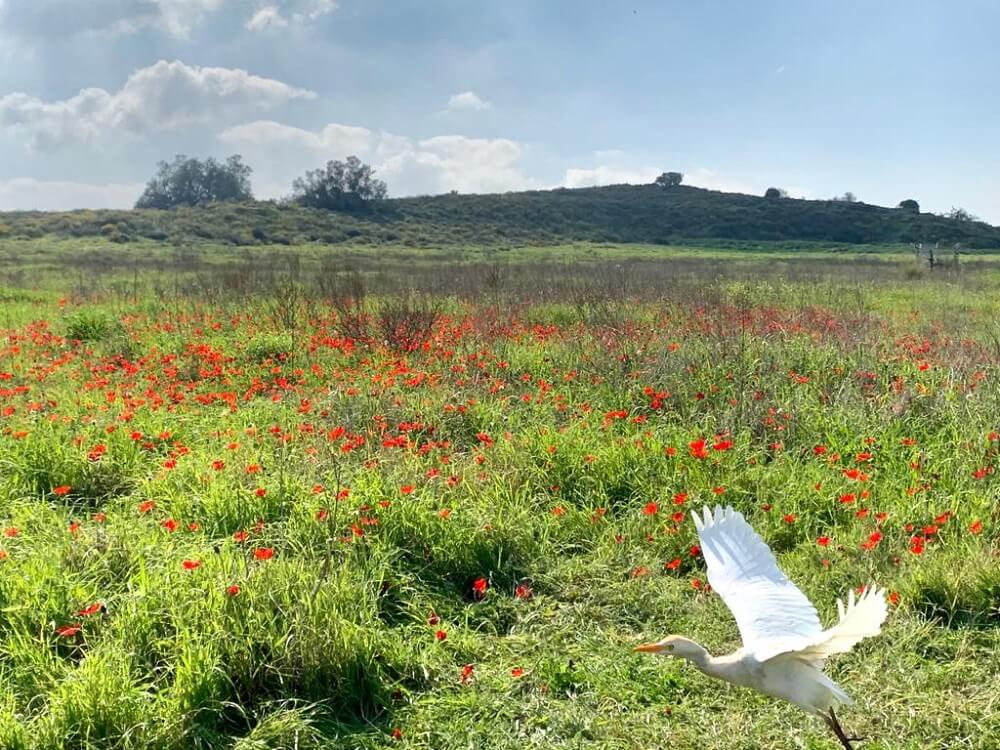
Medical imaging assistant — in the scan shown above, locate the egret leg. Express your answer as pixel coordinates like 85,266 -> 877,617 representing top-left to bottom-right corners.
825,708 -> 866,750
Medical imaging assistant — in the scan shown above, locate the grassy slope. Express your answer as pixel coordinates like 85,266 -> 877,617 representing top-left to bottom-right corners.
2,184 -> 1000,249
0,250 -> 997,749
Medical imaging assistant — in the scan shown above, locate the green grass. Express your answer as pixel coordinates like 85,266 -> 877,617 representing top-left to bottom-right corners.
0,245 -> 997,748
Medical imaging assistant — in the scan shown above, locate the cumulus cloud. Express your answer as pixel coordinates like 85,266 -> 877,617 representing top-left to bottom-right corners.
563,165 -> 661,188
0,60 -> 316,148
219,119 -> 539,197
0,177 -> 143,210
447,91 -> 491,112
684,167 -> 761,195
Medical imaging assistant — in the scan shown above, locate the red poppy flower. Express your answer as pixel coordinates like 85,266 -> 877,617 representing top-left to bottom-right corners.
138,500 -> 155,513
816,536 -> 830,547
400,485 -> 415,495
427,611 -> 440,625
78,603 -> 103,617
53,485 -> 71,496
887,592 -> 900,606
182,559 -> 201,570
664,557 -> 682,570
783,514 -> 796,524
861,531 -> 882,551
56,624 -> 81,637
3,527 -> 17,538
161,519 -> 178,533
233,530 -> 249,543
688,439 -> 709,460
434,629 -> 447,641
472,577 -> 489,599
969,519 -> 983,535
514,582 -> 533,600
253,548 -> 274,561
226,585 -> 241,597
511,667 -> 525,678
642,502 -> 658,516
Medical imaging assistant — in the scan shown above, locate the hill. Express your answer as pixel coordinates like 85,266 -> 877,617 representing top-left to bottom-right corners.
2,183 -> 999,249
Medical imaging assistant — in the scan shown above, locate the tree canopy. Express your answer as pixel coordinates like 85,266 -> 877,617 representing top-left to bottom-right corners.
135,155 -> 253,209
654,172 -> 683,188
290,156 -> 388,211
897,199 -> 920,212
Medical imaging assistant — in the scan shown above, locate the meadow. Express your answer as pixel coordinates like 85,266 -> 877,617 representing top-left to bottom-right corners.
0,240 -> 997,749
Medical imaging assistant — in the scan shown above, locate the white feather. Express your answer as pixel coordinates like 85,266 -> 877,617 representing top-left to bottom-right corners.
692,505 -> 823,661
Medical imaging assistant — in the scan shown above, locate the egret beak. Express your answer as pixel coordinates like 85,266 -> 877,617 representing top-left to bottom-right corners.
633,642 -> 664,654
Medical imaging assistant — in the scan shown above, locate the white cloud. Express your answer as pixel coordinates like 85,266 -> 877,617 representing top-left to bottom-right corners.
0,0 -> 225,39
0,178 -> 143,210
563,165 -> 661,188
246,6 -> 288,31
447,91 -> 491,112
246,0 -> 337,31
684,167 -> 760,195
0,60 -> 316,148
0,0 -> 334,38
219,119 -> 539,197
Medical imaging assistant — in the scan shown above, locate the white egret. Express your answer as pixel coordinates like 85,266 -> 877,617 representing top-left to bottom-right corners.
635,505 -> 887,749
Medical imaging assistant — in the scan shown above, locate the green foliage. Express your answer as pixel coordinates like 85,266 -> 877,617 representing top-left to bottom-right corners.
2,182 -> 998,248
244,333 -> 296,363
0,255 -> 998,748
135,154 -> 253,210
654,172 -> 683,188
290,156 -> 388,211
63,312 -> 119,342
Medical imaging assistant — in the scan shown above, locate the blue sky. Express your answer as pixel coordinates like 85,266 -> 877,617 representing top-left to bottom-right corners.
0,0 -> 997,222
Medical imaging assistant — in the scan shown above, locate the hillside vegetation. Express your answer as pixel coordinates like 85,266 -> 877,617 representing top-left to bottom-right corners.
2,184 -> 999,249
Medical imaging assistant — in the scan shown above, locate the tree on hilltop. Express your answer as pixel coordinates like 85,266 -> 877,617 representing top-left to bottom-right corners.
290,156 -> 388,211
897,199 -> 920,213
654,172 -> 683,188
136,155 -> 253,209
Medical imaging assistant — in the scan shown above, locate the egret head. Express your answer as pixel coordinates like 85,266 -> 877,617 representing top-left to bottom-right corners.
633,635 -> 705,662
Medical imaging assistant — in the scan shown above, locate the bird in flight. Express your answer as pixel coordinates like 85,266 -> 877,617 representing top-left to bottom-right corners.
635,505 -> 888,749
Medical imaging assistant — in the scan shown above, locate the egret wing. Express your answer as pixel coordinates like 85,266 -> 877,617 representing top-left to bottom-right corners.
692,505 -> 822,661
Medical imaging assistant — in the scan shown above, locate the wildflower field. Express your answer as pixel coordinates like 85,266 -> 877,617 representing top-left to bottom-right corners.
0,242 -> 997,749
